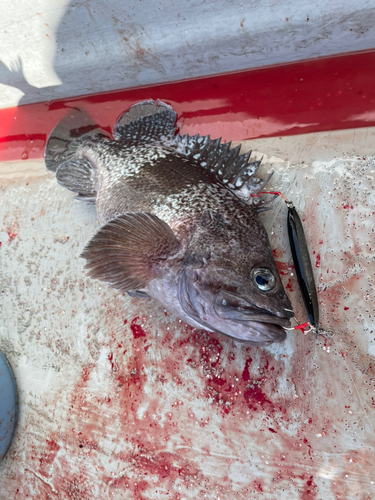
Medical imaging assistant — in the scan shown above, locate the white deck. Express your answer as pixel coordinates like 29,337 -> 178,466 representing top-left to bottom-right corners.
1,127 -> 374,499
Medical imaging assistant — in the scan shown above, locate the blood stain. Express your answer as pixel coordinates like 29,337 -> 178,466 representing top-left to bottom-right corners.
286,278 -> 294,291
7,221 -> 18,242
130,317 -> 146,338
275,260 -> 294,275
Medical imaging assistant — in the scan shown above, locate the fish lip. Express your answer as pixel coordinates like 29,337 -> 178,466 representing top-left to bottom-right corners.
215,311 -> 292,328
229,314 -> 292,328
207,322 -> 287,346
213,290 -> 293,326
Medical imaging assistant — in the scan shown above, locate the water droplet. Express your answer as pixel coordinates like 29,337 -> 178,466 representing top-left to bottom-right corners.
21,151 -> 29,160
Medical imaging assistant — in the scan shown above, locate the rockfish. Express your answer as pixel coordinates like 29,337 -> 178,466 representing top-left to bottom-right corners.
45,100 -> 293,345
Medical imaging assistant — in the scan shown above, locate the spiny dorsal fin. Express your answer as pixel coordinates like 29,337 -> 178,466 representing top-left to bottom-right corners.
169,133 -> 265,192
80,213 -> 180,292
114,100 -> 266,194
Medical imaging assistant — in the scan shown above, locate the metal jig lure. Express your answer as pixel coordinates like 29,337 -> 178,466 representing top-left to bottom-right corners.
256,191 -> 333,338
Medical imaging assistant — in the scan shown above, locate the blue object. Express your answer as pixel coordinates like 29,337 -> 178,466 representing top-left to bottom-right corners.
0,352 -> 18,462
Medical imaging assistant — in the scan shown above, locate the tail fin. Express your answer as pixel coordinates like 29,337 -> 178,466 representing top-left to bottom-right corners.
45,108 -> 110,200
44,107 -> 107,172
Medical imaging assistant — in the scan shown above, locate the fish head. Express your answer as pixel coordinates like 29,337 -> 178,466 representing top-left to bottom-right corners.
178,210 -> 294,345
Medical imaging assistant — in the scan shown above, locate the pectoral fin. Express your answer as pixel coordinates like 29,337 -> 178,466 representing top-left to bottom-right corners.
80,213 -> 180,291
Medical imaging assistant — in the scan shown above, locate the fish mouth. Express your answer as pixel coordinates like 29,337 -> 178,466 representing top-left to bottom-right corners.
178,272 -> 293,345
213,290 -> 293,327
212,291 -> 292,344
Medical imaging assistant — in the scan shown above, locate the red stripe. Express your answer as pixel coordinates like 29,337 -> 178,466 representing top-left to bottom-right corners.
1,50 -> 374,162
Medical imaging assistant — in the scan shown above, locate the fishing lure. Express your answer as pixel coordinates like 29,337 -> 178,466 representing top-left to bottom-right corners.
257,191 -> 333,338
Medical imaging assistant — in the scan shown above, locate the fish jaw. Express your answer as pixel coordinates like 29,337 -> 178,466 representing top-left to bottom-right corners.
212,290 -> 293,324
146,262 -> 293,346
214,322 -> 288,346
176,269 -> 293,345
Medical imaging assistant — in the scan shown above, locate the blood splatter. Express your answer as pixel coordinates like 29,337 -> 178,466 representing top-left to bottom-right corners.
253,479 -> 264,492
286,278 -> 294,291
38,440 -> 60,477
7,221 -> 19,242
130,317 -> 146,338
275,260 -> 294,275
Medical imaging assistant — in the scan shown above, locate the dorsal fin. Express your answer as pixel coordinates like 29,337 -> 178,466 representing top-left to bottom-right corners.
114,100 -> 266,194
168,133 -> 264,192
114,100 -> 177,142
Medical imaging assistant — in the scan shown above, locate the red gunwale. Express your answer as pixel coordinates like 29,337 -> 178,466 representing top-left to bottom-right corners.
1,49 -> 374,162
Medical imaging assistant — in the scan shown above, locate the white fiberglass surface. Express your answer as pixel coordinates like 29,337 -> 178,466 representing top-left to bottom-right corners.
0,128 -> 374,499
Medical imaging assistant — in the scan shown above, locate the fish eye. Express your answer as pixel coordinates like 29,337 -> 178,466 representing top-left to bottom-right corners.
251,267 -> 276,291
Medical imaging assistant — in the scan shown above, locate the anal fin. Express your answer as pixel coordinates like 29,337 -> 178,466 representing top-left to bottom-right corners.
56,158 -> 97,197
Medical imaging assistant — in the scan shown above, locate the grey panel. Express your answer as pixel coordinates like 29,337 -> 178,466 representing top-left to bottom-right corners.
0,353 -> 18,462
0,0 -> 375,107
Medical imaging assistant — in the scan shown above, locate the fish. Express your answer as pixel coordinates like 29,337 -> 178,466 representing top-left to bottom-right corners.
45,100 -> 294,346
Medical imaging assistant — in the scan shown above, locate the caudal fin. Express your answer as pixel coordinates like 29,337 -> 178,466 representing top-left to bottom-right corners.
45,108 -> 109,200
44,107 -> 107,172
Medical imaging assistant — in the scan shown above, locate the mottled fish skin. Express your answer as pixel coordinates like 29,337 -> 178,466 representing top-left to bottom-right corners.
46,100 -> 294,345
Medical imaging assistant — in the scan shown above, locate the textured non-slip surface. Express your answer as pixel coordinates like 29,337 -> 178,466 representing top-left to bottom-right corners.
0,130 -> 374,499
